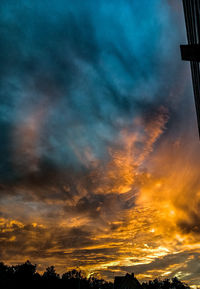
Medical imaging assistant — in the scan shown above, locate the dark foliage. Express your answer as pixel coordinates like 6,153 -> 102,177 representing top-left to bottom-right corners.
0,261 -> 113,289
142,277 -> 190,289
0,261 -> 191,289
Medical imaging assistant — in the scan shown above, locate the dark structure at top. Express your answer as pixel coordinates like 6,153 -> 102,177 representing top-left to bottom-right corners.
180,0 -> 200,136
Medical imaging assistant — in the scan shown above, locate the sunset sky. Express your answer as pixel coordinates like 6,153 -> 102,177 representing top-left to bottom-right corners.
1,0 -> 200,286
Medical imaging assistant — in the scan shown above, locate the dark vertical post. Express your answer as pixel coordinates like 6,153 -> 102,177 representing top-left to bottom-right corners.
181,0 -> 200,136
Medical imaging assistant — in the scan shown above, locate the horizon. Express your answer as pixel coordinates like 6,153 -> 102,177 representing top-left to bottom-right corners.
0,260 -> 191,284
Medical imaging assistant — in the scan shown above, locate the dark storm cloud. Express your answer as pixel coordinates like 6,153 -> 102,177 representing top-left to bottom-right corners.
177,202 -> 200,235
64,192 -> 135,222
0,0 -> 178,182
115,252 -> 190,274
0,220 -> 95,260
0,217 -> 128,272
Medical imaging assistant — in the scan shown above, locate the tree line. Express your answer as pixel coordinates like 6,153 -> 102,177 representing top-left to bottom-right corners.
0,260 -> 191,289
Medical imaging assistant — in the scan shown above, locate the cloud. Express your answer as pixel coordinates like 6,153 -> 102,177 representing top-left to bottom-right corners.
0,0 -> 177,180
2,0 -> 200,286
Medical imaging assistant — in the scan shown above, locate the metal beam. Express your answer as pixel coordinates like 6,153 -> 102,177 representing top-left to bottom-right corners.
181,0 -> 200,136
180,44 -> 200,61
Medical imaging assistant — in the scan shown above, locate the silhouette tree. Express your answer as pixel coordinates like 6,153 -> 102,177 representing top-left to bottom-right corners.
0,262 -> 10,288
142,277 -> 191,289
42,265 -> 60,280
0,261 -> 192,289
62,269 -> 83,280
13,260 -> 36,279
62,269 -> 85,289
171,277 -> 190,289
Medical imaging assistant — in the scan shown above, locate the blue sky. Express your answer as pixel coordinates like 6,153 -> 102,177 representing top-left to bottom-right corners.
0,0 -> 179,175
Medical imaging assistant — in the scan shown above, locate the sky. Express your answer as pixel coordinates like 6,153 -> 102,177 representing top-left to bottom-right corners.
1,0 -> 200,286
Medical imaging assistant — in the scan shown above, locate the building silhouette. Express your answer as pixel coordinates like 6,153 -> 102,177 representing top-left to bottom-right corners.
114,273 -> 142,289
180,0 -> 200,136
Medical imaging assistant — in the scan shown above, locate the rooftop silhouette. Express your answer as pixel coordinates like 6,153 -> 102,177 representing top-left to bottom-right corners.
114,273 -> 142,289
